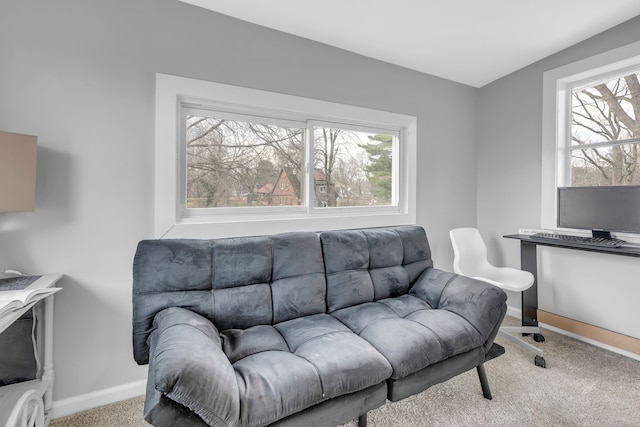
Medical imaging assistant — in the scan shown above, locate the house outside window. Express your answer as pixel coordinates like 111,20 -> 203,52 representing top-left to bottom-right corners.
184,112 -> 304,208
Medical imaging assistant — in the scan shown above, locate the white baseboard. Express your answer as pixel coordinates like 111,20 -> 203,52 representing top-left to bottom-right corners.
51,378 -> 146,419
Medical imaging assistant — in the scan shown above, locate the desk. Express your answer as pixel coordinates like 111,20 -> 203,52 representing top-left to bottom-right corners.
503,235 -> 640,328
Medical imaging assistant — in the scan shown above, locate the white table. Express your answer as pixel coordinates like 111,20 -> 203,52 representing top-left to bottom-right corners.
0,274 -> 62,427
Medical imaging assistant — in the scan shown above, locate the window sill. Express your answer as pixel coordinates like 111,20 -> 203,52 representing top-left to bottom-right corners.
160,210 -> 415,239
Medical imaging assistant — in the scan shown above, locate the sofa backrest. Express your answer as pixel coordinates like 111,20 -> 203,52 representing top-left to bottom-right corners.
320,226 -> 433,312
132,226 -> 432,364
132,231 -> 327,364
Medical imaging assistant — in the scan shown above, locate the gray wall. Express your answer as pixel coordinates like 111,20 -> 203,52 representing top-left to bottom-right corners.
477,16 -> 640,339
0,0 -> 477,405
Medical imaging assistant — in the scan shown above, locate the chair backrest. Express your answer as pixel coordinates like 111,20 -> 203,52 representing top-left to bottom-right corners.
449,227 -> 492,277
450,227 -> 535,292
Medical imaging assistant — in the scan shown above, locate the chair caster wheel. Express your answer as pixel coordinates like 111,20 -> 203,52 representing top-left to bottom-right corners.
533,333 -> 545,343
534,355 -> 546,368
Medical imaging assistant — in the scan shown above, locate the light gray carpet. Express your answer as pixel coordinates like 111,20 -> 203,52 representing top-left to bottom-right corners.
50,317 -> 640,427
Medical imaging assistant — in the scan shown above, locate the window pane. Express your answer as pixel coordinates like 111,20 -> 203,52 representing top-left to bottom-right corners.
570,143 -> 640,186
571,71 -> 639,147
313,127 -> 395,208
186,115 -> 305,208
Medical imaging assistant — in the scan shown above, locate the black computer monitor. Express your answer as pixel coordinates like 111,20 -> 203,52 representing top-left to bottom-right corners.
557,185 -> 640,234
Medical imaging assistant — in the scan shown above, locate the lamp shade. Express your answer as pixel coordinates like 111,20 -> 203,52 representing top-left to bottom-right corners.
0,130 -> 37,212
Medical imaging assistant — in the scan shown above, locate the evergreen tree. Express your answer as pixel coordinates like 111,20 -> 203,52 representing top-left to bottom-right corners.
360,135 -> 392,203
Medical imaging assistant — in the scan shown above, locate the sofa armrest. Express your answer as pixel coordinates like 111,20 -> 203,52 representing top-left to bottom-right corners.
410,268 -> 507,348
147,307 -> 239,427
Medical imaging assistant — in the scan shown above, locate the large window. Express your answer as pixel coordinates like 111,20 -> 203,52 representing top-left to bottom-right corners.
155,74 -> 416,238
181,107 -> 398,213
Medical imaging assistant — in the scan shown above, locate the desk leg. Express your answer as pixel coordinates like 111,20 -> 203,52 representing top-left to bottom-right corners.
520,241 -> 538,328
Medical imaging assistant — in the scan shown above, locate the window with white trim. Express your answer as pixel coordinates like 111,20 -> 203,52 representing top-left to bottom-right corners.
567,69 -> 640,186
181,107 -> 306,212
180,106 -> 399,214
541,41 -> 640,231
154,74 -> 417,238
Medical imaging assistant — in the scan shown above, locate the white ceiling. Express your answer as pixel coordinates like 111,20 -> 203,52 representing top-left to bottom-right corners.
179,0 -> 640,88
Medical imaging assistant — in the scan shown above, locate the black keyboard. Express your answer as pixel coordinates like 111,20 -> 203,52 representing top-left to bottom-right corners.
530,232 -> 626,248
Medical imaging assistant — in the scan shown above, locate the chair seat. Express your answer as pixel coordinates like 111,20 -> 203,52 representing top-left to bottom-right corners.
469,265 -> 534,292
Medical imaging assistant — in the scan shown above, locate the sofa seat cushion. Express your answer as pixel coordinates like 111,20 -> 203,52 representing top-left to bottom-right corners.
222,314 -> 392,427
233,351 -> 324,427
331,295 -> 483,380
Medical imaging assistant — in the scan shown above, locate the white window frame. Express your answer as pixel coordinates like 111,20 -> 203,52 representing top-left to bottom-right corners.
155,73 -> 417,238
178,104 -> 308,219
541,41 -> 640,235
307,120 -> 401,215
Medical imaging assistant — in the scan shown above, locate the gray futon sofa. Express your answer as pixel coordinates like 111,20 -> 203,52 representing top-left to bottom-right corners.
132,225 -> 507,427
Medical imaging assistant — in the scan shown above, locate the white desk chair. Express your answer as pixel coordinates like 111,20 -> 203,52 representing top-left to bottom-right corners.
449,227 -> 546,368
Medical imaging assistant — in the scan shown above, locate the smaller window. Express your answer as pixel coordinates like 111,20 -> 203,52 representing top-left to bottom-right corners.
568,70 -> 640,186
181,107 -> 305,213
312,125 -> 397,208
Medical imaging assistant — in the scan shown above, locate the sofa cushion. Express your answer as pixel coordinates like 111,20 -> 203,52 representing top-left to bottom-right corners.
331,295 -> 482,380
133,239 -> 214,364
274,314 -> 392,398
225,314 -> 392,427
395,226 -> 434,282
234,350 -> 324,427
212,237 -> 273,330
320,226 -> 434,313
321,230 -> 374,312
366,228 -> 404,268
410,268 -> 508,352
271,232 -> 326,323
221,325 -> 290,364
